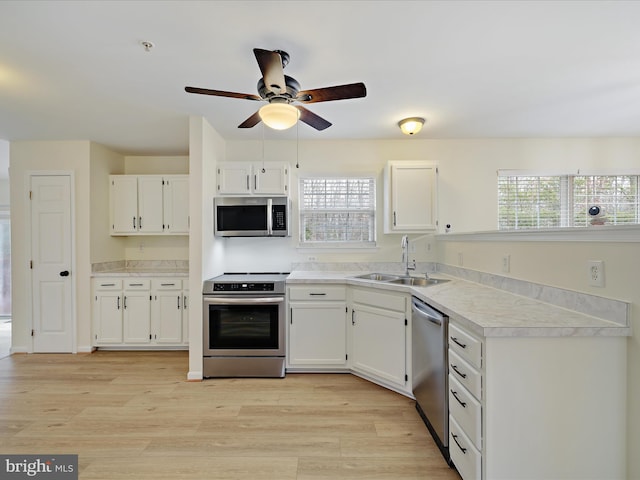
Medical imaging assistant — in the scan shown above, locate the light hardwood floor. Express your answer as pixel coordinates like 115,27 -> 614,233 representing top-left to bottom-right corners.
0,351 -> 461,480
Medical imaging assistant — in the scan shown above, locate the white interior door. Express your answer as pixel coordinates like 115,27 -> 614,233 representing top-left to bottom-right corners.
31,175 -> 73,352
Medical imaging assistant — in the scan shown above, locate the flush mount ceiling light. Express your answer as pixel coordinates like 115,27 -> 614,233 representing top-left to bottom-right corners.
258,102 -> 300,130
398,117 -> 425,135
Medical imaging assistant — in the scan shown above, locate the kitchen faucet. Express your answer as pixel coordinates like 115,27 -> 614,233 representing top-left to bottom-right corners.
401,235 -> 416,276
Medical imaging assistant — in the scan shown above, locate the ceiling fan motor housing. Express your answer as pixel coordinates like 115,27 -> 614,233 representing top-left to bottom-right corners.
257,76 -> 300,102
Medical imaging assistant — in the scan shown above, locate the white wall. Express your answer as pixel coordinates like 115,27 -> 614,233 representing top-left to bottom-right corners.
89,142 -> 125,264
188,116 -> 225,380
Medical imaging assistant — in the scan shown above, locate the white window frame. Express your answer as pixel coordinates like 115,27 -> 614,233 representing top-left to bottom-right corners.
299,175 -> 377,248
498,169 -> 640,230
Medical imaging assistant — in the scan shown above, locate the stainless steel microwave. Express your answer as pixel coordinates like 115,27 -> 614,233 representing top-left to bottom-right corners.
214,197 -> 290,237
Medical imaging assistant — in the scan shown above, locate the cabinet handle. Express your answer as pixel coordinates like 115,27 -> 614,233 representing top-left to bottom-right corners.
177,295 -> 181,309
451,365 -> 467,379
129,283 -> 143,287
101,283 -> 115,287
254,174 -> 257,191
309,293 -> 326,296
352,310 -> 355,326
139,216 -> 142,229
161,283 -> 175,287
133,217 -> 136,229
393,211 -> 397,226
183,296 -> 188,309
451,434 -> 467,454
451,389 -> 467,408
451,336 -> 467,349
117,296 -> 120,310
246,175 -> 250,191
123,296 -> 127,309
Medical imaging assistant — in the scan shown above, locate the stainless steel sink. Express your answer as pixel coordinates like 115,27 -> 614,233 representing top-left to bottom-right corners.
388,277 -> 450,286
354,273 -> 400,281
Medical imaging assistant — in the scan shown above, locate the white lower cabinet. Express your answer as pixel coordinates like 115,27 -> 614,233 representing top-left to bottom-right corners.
287,285 -> 347,370
350,287 -> 410,395
122,280 -> 151,343
450,320 -> 626,480
93,276 -> 188,348
448,321 -> 484,480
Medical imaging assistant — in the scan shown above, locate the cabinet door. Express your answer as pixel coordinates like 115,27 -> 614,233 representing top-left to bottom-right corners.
217,163 -> 252,194
153,291 -> 183,343
351,304 -> 407,388
110,176 -> 139,234
94,292 -> 123,343
123,291 -> 151,343
163,176 -> 189,234
254,163 -> 289,195
137,176 -> 164,233
385,162 -> 437,232
289,303 -> 347,367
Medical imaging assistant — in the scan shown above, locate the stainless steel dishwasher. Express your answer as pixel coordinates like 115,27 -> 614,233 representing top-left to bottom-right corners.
412,296 -> 449,462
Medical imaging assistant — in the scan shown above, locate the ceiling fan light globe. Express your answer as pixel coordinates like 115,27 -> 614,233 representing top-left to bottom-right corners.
259,103 -> 300,130
398,117 -> 425,135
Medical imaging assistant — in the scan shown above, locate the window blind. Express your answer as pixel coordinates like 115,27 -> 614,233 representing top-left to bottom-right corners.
300,177 -> 376,245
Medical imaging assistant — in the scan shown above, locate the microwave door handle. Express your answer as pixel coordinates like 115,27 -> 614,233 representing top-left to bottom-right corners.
267,198 -> 273,236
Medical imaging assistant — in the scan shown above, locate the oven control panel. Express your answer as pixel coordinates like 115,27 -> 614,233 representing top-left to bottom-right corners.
213,282 -> 275,292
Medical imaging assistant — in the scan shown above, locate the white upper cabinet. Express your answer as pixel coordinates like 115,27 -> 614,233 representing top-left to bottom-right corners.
163,176 -> 190,234
384,161 -> 438,233
217,162 -> 289,196
110,174 -> 189,236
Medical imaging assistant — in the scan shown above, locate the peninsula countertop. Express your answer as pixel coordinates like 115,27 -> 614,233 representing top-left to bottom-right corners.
286,270 -> 630,338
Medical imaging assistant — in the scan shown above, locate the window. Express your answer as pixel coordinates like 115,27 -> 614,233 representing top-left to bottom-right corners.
498,171 -> 640,230
300,177 -> 376,246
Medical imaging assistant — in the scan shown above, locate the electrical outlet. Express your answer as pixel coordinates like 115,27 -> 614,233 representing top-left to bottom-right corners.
587,260 -> 605,287
502,254 -> 510,273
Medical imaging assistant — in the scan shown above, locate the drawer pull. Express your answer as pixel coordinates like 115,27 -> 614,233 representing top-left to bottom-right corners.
129,283 -> 143,286
161,283 -> 176,287
451,364 -> 467,379
451,433 -> 467,454
101,283 -> 115,287
451,336 -> 467,349
451,389 -> 467,408
309,293 -> 327,296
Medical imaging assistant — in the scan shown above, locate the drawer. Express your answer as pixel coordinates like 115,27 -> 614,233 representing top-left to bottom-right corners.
449,374 -> 482,449
94,279 -> 122,290
152,279 -> 183,290
124,279 -> 151,290
449,323 -> 482,369
288,286 -> 346,301
449,348 -> 482,400
449,415 -> 482,480
352,288 -> 406,312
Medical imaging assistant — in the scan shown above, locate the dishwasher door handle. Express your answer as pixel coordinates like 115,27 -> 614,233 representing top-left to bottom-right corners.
411,298 -> 443,326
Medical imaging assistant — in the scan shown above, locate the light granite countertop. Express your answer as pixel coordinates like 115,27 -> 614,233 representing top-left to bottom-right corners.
286,270 -> 631,338
92,269 -> 189,278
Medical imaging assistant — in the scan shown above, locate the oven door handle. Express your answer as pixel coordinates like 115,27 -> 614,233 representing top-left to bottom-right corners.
203,297 -> 285,305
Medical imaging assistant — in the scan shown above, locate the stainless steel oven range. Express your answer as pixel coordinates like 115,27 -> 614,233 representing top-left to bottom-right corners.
202,273 -> 288,378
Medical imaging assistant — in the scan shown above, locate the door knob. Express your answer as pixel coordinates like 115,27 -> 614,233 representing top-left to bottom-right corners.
59,270 -> 70,277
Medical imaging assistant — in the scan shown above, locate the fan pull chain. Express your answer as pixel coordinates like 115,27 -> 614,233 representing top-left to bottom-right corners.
261,122 -> 266,173
296,119 -> 300,169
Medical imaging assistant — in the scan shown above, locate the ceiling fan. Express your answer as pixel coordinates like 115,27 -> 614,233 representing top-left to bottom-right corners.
185,48 -> 367,131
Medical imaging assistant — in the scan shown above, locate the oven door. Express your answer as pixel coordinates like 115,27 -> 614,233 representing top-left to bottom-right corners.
203,296 -> 285,356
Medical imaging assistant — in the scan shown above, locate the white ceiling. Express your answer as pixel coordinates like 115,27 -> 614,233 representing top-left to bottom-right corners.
1,0 -> 640,156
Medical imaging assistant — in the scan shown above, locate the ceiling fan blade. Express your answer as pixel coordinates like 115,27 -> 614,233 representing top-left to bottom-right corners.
238,111 -> 262,129
296,82 -> 367,103
254,48 -> 287,95
296,106 -> 332,131
185,86 -> 261,101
